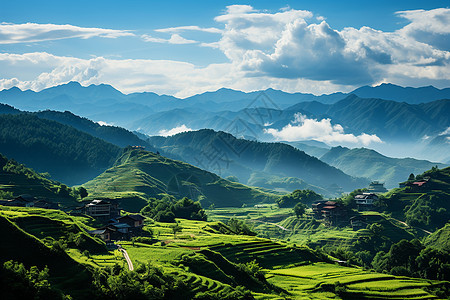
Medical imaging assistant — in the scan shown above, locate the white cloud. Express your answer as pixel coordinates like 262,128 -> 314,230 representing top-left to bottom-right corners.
158,125 -> 193,136
1,51 -> 347,98
155,25 -> 222,34
141,33 -> 197,44
224,5 -> 256,15
0,22 -> 134,44
212,6 -> 450,87
396,8 -> 450,51
97,121 -> 114,126
439,127 -> 450,135
265,113 -> 382,146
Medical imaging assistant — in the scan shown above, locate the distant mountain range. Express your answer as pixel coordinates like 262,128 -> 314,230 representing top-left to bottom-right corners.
1,81 -> 449,129
320,146 -> 447,188
352,83 -> 450,104
286,95 -> 450,141
0,82 -> 448,194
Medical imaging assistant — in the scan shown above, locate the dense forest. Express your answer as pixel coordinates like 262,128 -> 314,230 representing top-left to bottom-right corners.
0,114 -> 121,185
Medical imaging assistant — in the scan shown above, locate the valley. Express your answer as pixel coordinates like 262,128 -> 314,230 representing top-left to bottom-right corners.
0,82 -> 449,300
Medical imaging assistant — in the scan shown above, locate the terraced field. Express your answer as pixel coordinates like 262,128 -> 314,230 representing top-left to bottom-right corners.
209,240 -> 321,268
3,207 -> 446,299
169,269 -> 235,295
267,263 -> 442,299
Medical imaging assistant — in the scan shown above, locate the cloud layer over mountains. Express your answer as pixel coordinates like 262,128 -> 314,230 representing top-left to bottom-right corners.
1,6 -> 449,96
265,113 -> 383,146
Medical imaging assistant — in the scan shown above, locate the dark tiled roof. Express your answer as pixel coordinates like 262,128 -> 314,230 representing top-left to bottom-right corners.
118,214 -> 145,221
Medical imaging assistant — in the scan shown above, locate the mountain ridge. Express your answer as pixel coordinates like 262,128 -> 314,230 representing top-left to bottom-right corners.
320,146 -> 447,188
147,129 -> 369,194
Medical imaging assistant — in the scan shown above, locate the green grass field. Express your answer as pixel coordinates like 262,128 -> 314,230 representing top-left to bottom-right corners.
267,263 -> 441,299
117,218 -> 445,299
1,206 -> 448,299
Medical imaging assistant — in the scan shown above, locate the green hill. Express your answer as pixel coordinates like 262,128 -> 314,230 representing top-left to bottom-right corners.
381,166 -> 450,231
148,129 -> 369,194
0,153 -> 78,206
424,223 -> 450,251
0,211 -> 96,298
0,113 -> 121,185
83,147 -> 279,211
1,205 -> 447,299
320,146 -> 447,188
284,140 -> 330,158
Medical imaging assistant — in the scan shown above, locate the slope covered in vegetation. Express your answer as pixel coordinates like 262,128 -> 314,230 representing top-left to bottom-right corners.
83,147 -> 279,211
381,166 -> 450,231
148,129 -> 368,194
0,114 -> 121,185
320,146 -> 447,188
0,153 -> 80,206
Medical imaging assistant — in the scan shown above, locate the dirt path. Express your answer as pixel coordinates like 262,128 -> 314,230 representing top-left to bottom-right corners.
255,220 -> 290,231
119,247 -> 134,271
390,217 -> 432,235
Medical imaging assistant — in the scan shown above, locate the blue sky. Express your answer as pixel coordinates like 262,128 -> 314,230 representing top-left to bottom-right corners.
1,0 -> 449,96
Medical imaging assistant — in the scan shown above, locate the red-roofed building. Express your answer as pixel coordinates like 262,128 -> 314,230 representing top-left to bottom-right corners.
313,200 -> 346,226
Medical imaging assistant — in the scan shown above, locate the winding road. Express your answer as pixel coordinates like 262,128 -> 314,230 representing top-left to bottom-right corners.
119,247 -> 134,271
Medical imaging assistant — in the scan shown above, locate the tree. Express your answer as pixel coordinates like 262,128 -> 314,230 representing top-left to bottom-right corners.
78,186 -> 88,199
140,196 -> 206,223
408,173 -> 415,181
369,223 -> 384,236
57,184 -> 70,197
294,203 -> 306,218
227,218 -> 257,236
171,224 -> 183,237
277,189 -> 323,208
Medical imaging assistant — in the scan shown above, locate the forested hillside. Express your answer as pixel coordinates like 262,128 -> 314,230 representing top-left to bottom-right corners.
0,153 -> 79,205
0,114 -> 121,185
34,110 -> 156,150
320,146 -> 447,188
148,129 -> 368,194
381,166 -> 450,231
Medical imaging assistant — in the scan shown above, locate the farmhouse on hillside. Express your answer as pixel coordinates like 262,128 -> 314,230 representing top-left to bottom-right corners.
84,199 -> 120,219
354,192 -> 378,211
312,200 -> 347,226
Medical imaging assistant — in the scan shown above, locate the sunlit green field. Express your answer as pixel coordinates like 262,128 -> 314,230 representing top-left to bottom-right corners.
267,263 -> 440,299
1,206 -> 446,299
119,218 -> 442,299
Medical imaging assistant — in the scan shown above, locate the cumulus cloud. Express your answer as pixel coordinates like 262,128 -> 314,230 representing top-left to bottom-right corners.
0,22 -> 133,44
158,125 -> 193,136
1,6 -> 450,96
141,33 -> 197,44
265,113 -> 382,146
396,8 -> 450,51
2,51 -> 340,98
212,6 -> 450,87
